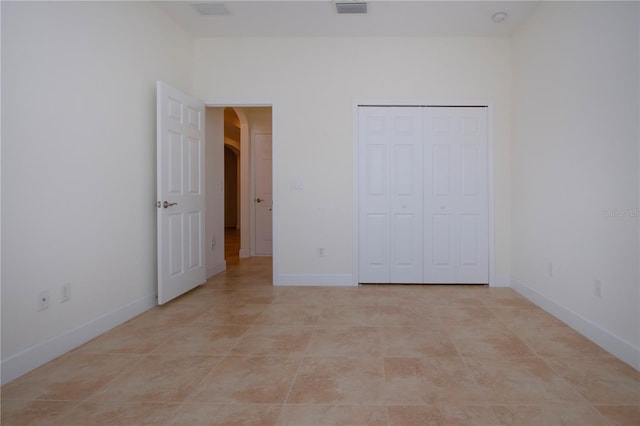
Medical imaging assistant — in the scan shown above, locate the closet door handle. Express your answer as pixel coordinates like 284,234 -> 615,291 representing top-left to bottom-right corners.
163,201 -> 178,208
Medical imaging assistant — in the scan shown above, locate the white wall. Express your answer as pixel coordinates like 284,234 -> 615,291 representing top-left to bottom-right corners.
194,37 -> 512,285
511,1 -> 640,368
1,1 -> 193,383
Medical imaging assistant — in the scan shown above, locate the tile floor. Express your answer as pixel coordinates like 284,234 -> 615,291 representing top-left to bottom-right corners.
2,257 -> 639,425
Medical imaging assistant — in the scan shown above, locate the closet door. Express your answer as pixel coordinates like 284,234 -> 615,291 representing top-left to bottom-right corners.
423,107 -> 488,284
358,107 -> 423,283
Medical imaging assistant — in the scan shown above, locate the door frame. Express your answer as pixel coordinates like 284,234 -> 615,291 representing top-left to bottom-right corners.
353,100 -> 499,287
205,99 -> 278,283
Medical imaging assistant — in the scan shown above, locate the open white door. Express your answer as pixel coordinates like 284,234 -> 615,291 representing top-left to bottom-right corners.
157,81 -> 206,304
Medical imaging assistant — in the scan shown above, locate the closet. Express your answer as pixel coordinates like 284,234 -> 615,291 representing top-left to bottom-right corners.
358,106 -> 488,284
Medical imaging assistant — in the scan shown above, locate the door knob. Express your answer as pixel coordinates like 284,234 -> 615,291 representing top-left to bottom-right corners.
256,198 -> 264,203
163,201 -> 178,208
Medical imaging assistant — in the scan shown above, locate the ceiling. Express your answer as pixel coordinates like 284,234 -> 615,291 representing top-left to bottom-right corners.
157,1 -> 539,38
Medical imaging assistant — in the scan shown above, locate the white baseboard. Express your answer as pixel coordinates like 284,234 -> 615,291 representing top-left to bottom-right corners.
1,294 -> 157,385
276,274 -> 355,286
490,272 -> 511,287
206,260 -> 226,279
239,248 -> 251,258
511,279 -> 640,371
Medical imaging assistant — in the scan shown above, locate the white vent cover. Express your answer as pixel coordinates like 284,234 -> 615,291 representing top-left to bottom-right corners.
191,2 -> 231,16
335,2 -> 368,14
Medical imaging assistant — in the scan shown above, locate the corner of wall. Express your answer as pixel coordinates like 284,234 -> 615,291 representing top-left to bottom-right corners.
512,278 -> 640,371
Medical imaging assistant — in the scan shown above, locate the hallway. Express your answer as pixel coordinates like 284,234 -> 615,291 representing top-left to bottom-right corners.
224,228 -> 241,265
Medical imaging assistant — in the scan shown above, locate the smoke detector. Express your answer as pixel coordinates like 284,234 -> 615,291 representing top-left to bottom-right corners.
191,2 -> 231,16
492,12 -> 508,23
335,2 -> 368,14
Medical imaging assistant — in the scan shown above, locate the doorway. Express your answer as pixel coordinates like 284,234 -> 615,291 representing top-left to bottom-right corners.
224,108 -> 241,264
215,106 -> 273,267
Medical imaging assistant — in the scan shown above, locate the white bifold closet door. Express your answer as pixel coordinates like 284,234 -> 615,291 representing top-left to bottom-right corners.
358,106 -> 488,284
358,107 -> 424,283
423,107 -> 488,284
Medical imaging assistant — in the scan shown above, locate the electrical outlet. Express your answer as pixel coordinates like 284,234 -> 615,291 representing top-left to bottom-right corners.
318,247 -> 325,257
594,280 -> 602,298
61,283 -> 71,303
211,238 -> 216,250
37,291 -> 50,311
548,263 -> 554,278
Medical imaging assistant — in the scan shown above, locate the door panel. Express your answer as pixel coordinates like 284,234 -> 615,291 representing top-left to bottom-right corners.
366,214 -> 388,266
187,138 -> 201,193
461,145 -> 479,196
168,132 -> 182,193
168,213 -> 184,277
188,212 -> 203,268
393,214 -> 414,265
424,107 -> 488,284
429,213 -> 457,282
359,108 -> 390,283
157,81 -> 206,304
254,133 -> 273,255
389,108 -> 423,283
367,146 -> 386,195
460,214 -> 479,266
359,107 -> 423,283
432,145 -> 451,196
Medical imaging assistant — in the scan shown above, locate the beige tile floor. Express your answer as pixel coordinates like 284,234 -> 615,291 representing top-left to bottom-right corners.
2,257 -> 639,425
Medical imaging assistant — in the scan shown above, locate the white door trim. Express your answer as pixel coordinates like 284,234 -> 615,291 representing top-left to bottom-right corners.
353,100 -> 497,287
204,99 -> 278,283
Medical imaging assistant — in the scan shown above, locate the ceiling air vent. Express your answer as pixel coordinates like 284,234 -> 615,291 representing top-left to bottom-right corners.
191,2 -> 231,16
335,2 -> 368,14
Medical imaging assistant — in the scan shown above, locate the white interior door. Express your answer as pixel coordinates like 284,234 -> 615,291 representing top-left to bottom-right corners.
253,132 -> 273,255
358,107 -> 390,283
157,81 -> 206,304
423,107 -> 488,284
389,108 -> 424,282
358,107 -> 423,283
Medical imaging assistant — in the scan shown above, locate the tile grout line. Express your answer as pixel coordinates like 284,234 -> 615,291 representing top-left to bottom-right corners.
483,298 -> 617,419
437,305 -> 495,415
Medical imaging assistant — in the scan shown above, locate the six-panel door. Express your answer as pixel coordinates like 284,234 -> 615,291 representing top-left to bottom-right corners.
423,107 -> 488,284
157,81 -> 206,304
358,107 -> 424,283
